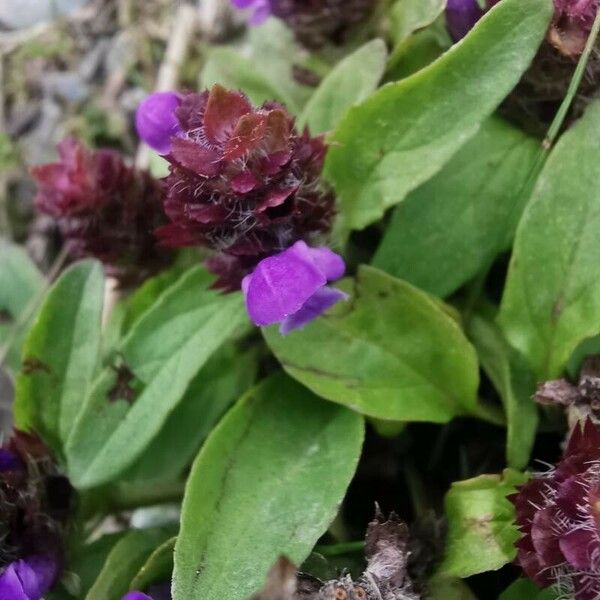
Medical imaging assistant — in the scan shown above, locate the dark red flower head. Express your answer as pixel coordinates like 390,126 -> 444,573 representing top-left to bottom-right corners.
510,419 -> 600,599
31,138 -> 171,286
158,84 -> 335,289
269,0 -> 377,49
0,430 -> 73,575
549,0 -> 600,57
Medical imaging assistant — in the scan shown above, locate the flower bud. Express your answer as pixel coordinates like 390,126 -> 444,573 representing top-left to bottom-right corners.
136,92 -> 182,155
31,138 -> 171,286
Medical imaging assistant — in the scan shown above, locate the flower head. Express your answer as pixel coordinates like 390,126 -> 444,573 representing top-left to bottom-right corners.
550,0 -> 600,56
231,0 -> 272,25
153,85 -> 335,289
242,241 -> 347,334
135,92 -> 183,155
268,0 -> 377,49
510,419 -> 600,598
31,138 -> 171,286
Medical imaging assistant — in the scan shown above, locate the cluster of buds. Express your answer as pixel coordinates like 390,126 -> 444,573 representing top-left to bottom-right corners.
446,0 -> 599,57
510,419 -> 600,599
231,0 -> 377,49
136,86 -> 345,334
31,138 -> 171,287
0,431 -> 74,600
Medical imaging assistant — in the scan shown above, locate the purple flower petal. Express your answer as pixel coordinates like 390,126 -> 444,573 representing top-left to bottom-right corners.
280,286 -> 348,334
135,92 -> 182,155
230,0 -> 272,24
560,529 -> 595,571
122,593 -> 154,600
306,246 -> 346,281
0,557 -> 56,600
445,0 -> 484,41
243,241 -> 327,326
0,448 -> 22,472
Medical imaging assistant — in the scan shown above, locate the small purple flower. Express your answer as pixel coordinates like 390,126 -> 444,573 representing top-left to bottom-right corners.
135,92 -> 182,155
242,240 -> 347,334
122,593 -> 153,600
0,556 -> 57,600
231,0 -> 272,25
0,448 -> 22,472
445,0 -> 499,41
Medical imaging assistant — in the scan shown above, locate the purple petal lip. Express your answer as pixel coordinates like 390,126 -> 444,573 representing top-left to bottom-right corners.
122,593 -> 154,600
445,0 -> 484,40
135,92 -> 182,155
0,556 -> 57,600
242,241 -> 347,334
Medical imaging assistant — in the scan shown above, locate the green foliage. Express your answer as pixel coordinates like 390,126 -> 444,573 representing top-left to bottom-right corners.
439,469 -> 528,578
14,261 -> 104,455
172,373 -> 364,600
388,0 -> 446,46
500,578 -> 559,599
324,0 -> 552,231
373,117 -> 539,298
499,102 -> 600,379
85,528 -> 174,600
0,241 -> 43,373
468,315 -> 538,469
265,266 -> 481,423
298,39 -> 387,134
65,266 -> 248,488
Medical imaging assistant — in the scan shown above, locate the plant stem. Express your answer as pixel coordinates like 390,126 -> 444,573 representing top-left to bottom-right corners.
528,8 -> 600,182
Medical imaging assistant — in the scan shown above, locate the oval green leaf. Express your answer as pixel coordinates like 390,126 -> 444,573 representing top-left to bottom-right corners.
499,102 -> 600,378
14,260 -> 104,455
325,0 -> 552,231
298,39 -> 387,134
264,266 -> 480,423
172,372 -> 364,600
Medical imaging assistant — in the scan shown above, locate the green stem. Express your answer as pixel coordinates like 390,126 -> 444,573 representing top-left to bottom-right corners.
528,8 -> 600,182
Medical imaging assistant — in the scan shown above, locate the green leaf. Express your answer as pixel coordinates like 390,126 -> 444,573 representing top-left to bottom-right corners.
130,537 -> 176,592
467,315 -> 538,469
14,260 -> 104,455
85,528 -> 173,600
372,117 -> 539,297
427,575 -> 478,600
499,578 -> 559,600
389,0 -> 446,45
499,102 -> 600,378
172,372 -> 364,600
123,343 -> 258,482
66,266 -> 249,488
201,48 -> 290,109
264,266 -> 480,423
298,40 -> 387,134
438,469 -> 528,578
0,241 -> 43,373
324,0 -> 552,231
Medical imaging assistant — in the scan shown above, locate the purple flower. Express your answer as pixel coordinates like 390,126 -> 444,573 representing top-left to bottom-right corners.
231,0 -> 272,25
242,240 -> 347,334
0,449 -> 22,472
123,584 -> 171,600
0,556 -> 58,600
550,0 -> 600,57
445,0 -> 499,41
135,92 -> 182,155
